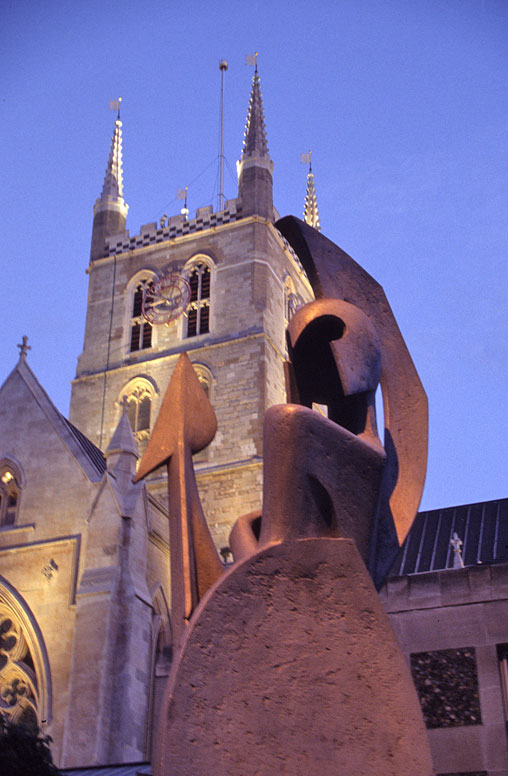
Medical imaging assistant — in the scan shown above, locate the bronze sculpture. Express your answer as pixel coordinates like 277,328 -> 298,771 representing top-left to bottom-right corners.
135,217 -> 432,775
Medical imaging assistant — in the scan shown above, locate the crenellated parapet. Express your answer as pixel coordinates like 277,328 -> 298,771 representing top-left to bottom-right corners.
98,198 -> 243,259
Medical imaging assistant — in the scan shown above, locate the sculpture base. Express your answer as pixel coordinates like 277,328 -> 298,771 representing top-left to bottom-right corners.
154,538 -> 432,776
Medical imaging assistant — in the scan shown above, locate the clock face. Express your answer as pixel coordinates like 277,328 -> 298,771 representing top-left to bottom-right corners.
142,274 -> 191,326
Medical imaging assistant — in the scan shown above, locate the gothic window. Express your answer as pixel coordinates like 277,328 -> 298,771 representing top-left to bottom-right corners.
119,378 -> 157,442
0,465 -> 21,528
148,587 -> 172,753
130,280 -> 154,352
186,261 -> 211,338
0,583 -> 50,729
193,364 -> 212,400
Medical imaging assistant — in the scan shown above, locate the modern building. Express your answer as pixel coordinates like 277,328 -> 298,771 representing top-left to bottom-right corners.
0,66 -> 506,776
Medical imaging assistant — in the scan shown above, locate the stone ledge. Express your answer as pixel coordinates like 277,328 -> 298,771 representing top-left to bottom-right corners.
382,562 -> 508,612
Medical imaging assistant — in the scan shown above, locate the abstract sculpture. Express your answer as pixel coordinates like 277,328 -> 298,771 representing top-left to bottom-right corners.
134,217 -> 432,775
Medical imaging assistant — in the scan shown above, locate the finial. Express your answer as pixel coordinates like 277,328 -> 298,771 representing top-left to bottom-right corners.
245,51 -> 259,73
302,152 -> 321,232
219,59 -> 228,72
450,532 -> 465,569
17,336 -> 31,361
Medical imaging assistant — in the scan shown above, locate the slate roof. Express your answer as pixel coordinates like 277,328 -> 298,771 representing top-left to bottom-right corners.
59,413 -> 106,477
391,497 -> 508,576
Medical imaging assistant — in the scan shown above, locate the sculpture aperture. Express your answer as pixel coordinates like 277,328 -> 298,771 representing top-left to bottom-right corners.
275,215 -> 428,583
134,219 -> 432,775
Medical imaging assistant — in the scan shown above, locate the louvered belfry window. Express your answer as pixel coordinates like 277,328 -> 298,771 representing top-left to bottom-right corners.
127,392 -> 151,433
186,263 -> 210,338
130,282 -> 153,351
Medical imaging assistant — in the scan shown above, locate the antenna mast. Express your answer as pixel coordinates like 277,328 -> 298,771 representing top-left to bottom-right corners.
218,59 -> 228,211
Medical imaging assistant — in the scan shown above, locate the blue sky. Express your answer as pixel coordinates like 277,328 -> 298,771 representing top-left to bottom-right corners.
2,0 -> 507,511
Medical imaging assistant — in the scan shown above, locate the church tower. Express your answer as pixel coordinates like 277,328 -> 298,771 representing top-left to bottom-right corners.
90,106 -> 129,261
69,68 -> 312,550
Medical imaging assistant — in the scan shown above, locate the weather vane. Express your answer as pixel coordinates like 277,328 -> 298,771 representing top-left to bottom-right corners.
109,96 -> 122,120
245,52 -> 259,70
177,186 -> 189,220
301,150 -> 312,169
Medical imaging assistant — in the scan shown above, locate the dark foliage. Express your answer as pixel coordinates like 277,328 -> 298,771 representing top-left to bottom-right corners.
0,716 -> 60,776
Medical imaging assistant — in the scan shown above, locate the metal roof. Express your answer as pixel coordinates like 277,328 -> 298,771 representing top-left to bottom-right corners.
391,497 -> 508,576
61,764 -> 150,776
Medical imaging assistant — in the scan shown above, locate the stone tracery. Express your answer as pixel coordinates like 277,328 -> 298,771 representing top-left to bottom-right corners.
0,605 -> 38,726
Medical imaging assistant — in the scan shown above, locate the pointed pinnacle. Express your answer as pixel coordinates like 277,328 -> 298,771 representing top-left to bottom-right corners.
241,68 -> 270,160
134,353 -> 217,482
303,166 -> 321,232
106,407 -> 139,459
100,117 -> 125,201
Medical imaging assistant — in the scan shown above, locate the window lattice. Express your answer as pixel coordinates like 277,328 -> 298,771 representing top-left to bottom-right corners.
124,387 -> 152,437
0,467 -> 20,527
130,282 -> 153,352
0,606 -> 38,726
186,264 -> 210,338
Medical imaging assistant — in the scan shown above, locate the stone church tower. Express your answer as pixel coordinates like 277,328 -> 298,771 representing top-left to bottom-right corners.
69,67 -> 312,551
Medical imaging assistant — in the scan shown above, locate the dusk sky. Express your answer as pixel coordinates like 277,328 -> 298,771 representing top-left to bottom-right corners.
2,0 -> 507,512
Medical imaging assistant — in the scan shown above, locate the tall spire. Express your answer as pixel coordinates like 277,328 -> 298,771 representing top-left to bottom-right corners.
303,154 -> 321,232
241,62 -> 271,162
100,117 -> 125,201
90,103 -> 129,261
237,58 -> 274,220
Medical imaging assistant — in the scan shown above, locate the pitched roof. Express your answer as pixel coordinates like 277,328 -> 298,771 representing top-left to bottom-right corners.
1,357 -> 106,482
390,497 -> 508,576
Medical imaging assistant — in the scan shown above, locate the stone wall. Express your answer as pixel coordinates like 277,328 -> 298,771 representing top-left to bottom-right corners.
381,564 -> 508,776
70,216 -> 312,549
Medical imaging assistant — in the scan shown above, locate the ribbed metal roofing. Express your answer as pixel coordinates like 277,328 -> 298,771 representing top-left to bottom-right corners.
391,498 -> 508,576
61,763 -> 150,776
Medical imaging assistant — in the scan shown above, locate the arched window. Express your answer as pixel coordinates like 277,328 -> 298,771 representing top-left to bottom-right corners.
185,259 -> 212,338
0,463 -> 21,528
130,278 -> 154,352
147,587 -> 172,753
0,579 -> 51,728
192,363 -> 213,401
119,378 -> 157,441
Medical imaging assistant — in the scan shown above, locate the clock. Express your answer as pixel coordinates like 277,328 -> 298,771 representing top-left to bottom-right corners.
142,273 -> 191,326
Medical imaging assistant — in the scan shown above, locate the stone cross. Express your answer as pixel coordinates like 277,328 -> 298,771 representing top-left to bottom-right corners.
17,336 -> 31,361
